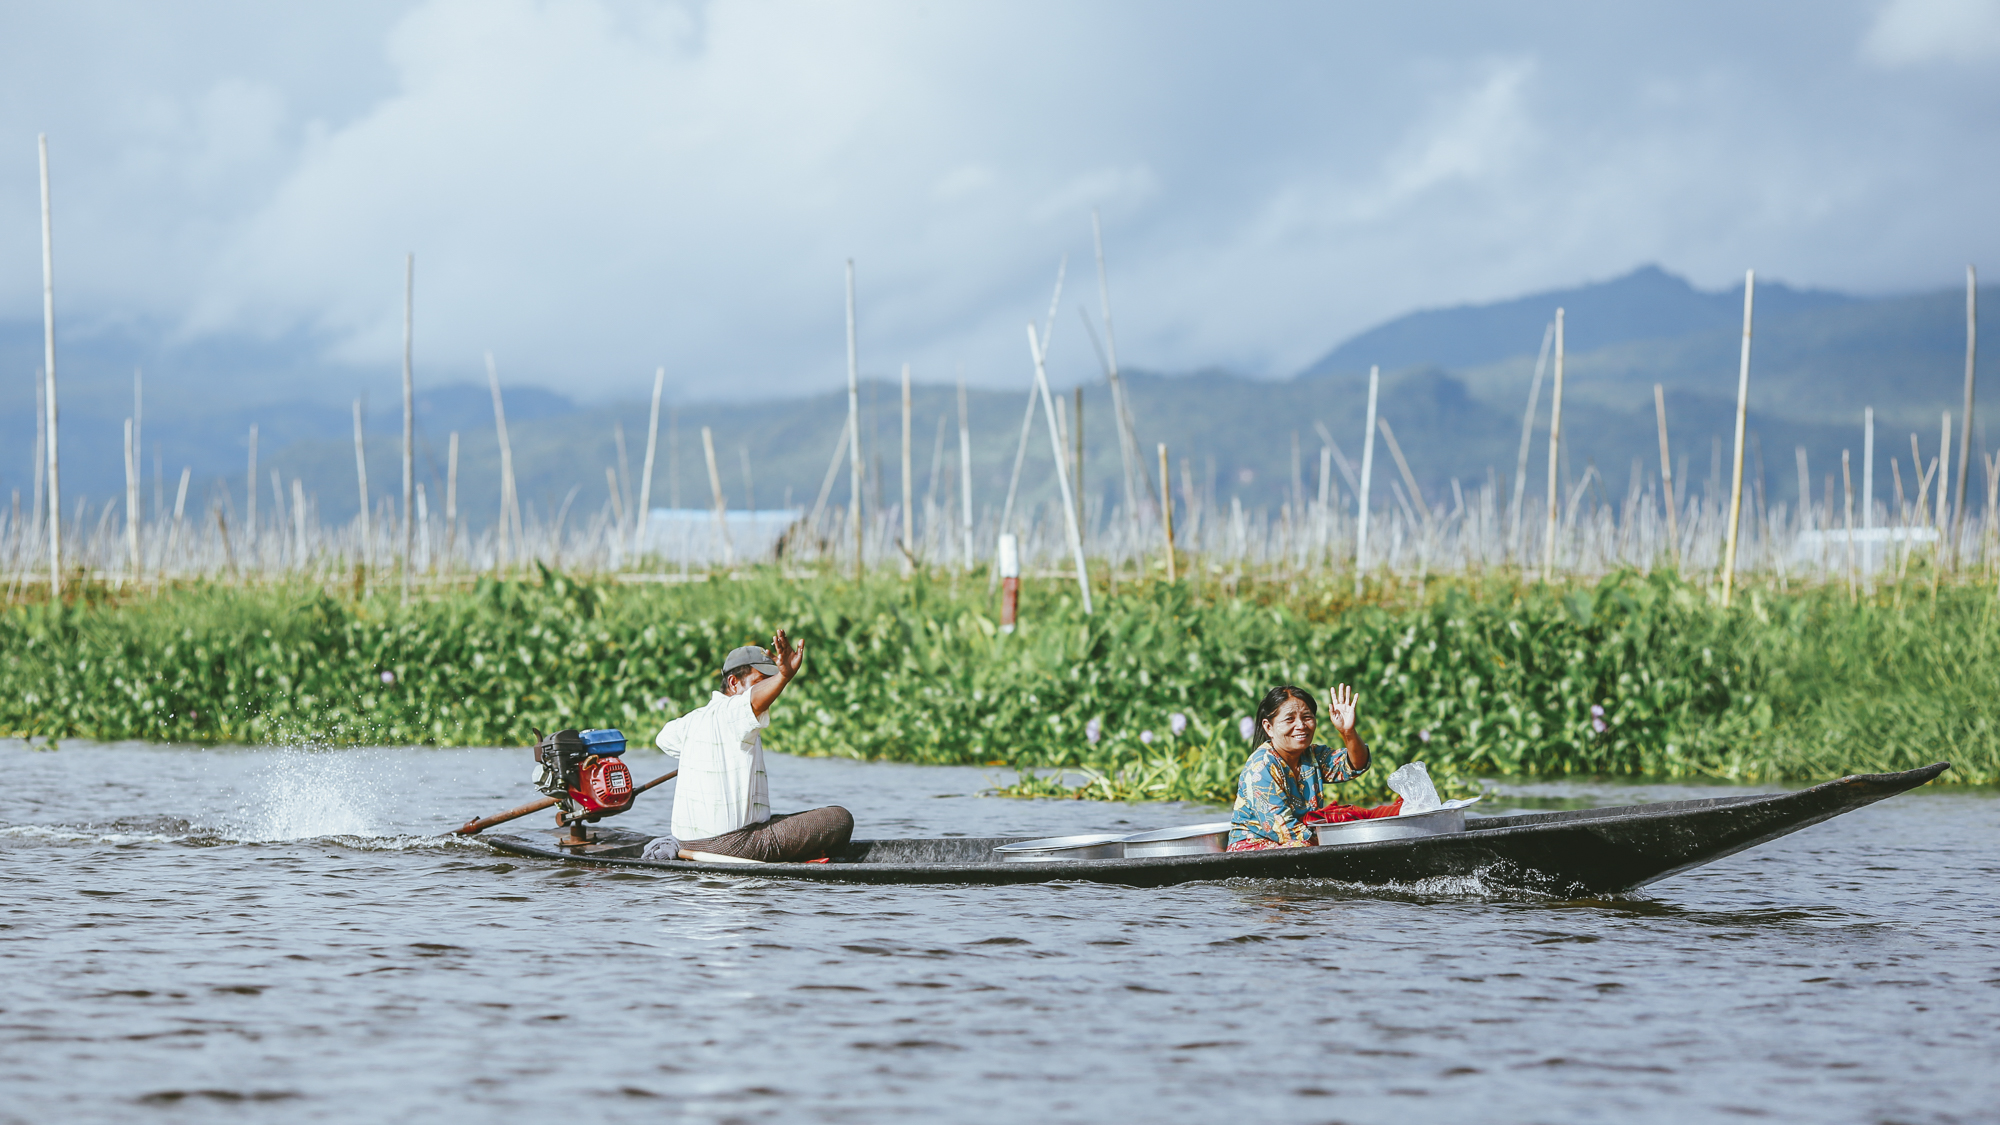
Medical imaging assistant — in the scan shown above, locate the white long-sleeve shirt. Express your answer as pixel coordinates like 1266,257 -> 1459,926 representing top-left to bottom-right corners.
656,690 -> 770,841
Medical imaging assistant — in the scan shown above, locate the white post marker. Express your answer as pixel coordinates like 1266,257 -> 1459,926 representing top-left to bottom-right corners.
998,532 -> 1020,633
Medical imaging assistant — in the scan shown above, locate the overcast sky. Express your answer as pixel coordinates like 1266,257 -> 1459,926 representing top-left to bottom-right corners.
5,0 -> 1999,402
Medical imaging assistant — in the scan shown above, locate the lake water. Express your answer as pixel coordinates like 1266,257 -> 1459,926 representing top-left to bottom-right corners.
2,739 -> 1994,1124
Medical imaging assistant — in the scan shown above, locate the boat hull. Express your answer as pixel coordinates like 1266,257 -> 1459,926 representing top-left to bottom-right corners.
482,763 -> 1947,895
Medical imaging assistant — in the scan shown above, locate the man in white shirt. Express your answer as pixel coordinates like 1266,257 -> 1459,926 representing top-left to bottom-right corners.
648,629 -> 853,863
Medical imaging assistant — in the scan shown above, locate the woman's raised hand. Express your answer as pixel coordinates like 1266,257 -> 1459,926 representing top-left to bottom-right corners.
1326,684 -> 1359,736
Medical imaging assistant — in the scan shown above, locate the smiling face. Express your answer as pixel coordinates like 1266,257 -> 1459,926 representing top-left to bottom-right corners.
1262,696 -> 1317,755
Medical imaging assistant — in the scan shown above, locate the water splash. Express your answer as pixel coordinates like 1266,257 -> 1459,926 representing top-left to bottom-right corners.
230,749 -> 397,842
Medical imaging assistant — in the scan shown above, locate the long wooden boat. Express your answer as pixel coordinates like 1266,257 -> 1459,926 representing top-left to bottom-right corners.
483,763 -> 1948,895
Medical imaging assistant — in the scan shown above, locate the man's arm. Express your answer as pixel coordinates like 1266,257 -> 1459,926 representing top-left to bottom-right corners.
748,628 -> 806,719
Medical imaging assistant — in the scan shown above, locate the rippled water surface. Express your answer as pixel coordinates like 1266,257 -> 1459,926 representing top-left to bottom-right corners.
2,739 -> 1994,1124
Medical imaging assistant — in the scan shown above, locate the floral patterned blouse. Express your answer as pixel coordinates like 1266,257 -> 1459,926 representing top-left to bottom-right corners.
1228,742 -> 1367,848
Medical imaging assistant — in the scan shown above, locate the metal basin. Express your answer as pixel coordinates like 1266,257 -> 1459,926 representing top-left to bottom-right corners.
1313,806 -> 1466,846
994,833 -> 1127,862
1119,822 -> 1232,858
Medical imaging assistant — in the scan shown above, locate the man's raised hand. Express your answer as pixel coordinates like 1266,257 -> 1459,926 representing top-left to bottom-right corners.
770,628 -> 806,680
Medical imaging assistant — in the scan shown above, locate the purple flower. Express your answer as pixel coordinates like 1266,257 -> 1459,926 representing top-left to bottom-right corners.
1592,718 -> 1608,734
1239,716 -> 1256,742
1417,729 -> 1431,743
1169,713 -> 1188,737
1085,717 -> 1102,745
1590,704 -> 1605,718
1140,730 -> 1155,745
379,670 -> 396,685
652,697 -> 672,712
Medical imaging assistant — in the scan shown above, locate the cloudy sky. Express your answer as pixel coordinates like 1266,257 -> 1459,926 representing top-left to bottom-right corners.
4,0 -> 1999,402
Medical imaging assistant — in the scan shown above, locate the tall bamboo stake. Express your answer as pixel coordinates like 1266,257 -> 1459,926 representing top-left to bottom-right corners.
1510,321 -> 1555,557
845,260 -> 863,579
401,252 -> 414,602
1158,442 -> 1176,581
958,379 -> 974,571
1028,324 -> 1091,613
1356,365 -> 1379,597
634,367 -> 664,554
701,425 -> 732,565
1654,384 -> 1680,570
997,261 -> 1068,559
39,135 -> 60,597
1074,386 -> 1086,550
809,416 -> 851,529
1956,265 -> 1976,539
246,423 -> 258,549
486,352 -> 517,568
1863,406 -> 1875,577
901,361 -> 914,568
1842,449 -> 1856,602
1375,417 -> 1430,521
1936,411 -> 1952,535
124,419 -> 140,581
351,400 -> 371,552
445,431 -> 459,567
1722,271 -> 1754,606
1091,210 -> 1145,530
1543,310 -> 1566,582
291,478 -> 307,563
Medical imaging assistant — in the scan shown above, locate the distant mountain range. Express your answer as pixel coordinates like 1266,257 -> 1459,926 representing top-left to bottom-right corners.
2,265 -> 1989,536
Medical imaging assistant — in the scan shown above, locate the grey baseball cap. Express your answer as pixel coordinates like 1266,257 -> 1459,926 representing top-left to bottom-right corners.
719,644 -> 781,678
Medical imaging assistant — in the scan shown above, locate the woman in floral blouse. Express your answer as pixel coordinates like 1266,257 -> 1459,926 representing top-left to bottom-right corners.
1227,684 -> 1372,850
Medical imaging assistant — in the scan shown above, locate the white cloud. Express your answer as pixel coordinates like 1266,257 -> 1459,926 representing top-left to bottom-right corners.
1863,0 -> 2000,66
3,1 -> 1999,402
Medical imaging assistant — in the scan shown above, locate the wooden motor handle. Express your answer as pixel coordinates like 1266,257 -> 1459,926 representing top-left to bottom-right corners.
453,769 -> 677,836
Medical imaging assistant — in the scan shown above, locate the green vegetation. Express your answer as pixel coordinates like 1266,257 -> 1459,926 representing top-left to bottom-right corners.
2,569 -> 1992,804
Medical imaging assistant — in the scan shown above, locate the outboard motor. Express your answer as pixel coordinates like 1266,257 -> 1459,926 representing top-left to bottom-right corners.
533,728 -> 635,843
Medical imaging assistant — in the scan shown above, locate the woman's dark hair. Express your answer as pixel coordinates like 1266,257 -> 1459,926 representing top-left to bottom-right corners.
1255,685 -> 1318,740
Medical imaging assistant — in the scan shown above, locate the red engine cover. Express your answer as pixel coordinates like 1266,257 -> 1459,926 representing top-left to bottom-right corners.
570,756 -> 635,812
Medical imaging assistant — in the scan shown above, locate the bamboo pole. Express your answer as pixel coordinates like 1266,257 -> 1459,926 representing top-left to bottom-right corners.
401,252 -> 415,603
246,423 -> 258,554
739,444 -> 756,517
1356,365 -> 1379,597
997,261 -> 1068,564
958,380 -> 974,572
292,478 -> 307,564
700,426 -> 732,565
901,361 -> 914,569
845,261 -> 863,579
1091,210 -> 1145,531
1935,411 -> 1952,535
352,400 -> 371,556
39,135 -> 60,598
1722,271 -> 1754,606
1842,449 -> 1856,602
1074,386 -> 1086,550
1956,265 -> 1976,540
634,367 -> 664,554
808,415 -> 851,530
1375,417 -> 1430,522
1510,321 -> 1555,558
1159,442 -> 1176,581
486,353 -> 517,568
1027,324 -> 1091,613
1654,384 -> 1680,570
1543,309 -> 1566,582
124,419 -> 140,581
1863,406 -> 1875,578
445,431 -> 459,569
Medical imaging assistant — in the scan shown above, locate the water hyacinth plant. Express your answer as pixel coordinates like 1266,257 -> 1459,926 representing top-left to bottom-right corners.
2,566 -> 1991,805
